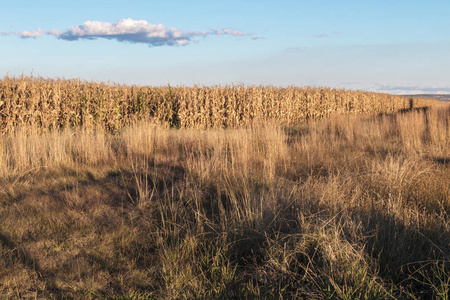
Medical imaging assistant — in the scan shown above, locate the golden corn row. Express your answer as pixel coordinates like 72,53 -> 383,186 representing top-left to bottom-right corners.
0,75 -> 438,133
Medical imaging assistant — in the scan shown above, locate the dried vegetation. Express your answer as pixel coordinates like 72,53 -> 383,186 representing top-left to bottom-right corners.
0,76 -> 448,299
0,75 -> 437,132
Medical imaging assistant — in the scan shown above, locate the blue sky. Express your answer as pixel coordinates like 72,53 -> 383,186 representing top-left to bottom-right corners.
1,0 -> 449,94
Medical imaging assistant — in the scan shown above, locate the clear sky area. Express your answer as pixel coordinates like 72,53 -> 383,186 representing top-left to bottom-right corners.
1,0 -> 449,94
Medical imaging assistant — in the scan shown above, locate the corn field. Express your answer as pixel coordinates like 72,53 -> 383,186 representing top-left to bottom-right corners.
0,75 -> 437,133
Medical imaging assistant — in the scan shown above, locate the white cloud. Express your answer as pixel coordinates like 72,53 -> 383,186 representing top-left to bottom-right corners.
176,39 -> 189,46
58,19 -> 194,46
46,29 -> 61,36
11,18 -> 254,47
19,28 -> 43,38
222,28 -> 248,37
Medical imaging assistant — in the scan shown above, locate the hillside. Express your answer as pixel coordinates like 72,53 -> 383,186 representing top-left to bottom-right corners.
406,94 -> 450,102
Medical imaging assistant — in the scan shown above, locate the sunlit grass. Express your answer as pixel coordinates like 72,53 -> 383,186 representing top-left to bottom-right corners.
0,103 -> 448,298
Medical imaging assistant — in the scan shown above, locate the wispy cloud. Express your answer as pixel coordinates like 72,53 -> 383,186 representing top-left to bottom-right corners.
315,31 -> 341,38
211,28 -> 249,37
9,18 -> 254,47
374,84 -> 450,95
18,28 -> 44,38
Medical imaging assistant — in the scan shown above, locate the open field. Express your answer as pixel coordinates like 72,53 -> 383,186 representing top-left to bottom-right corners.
0,85 -> 448,298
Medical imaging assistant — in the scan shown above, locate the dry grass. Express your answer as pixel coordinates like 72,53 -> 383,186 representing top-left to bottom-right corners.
0,100 -> 448,298
0,75 -> 438,133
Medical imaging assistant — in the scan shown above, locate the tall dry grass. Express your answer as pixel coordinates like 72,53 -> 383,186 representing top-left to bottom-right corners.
0,103 -> 448,298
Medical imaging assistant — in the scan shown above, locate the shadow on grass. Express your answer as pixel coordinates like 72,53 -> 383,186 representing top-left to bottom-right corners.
0,231 -> 65,295
432,157 -> 450,166
0,161 -> 187,297
359,207 -> 450,297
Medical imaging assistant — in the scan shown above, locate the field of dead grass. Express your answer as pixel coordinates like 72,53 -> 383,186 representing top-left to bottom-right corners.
0,99 -> 448,298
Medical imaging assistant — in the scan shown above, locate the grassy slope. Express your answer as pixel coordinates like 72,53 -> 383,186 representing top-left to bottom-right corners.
0,104 -> 449,299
